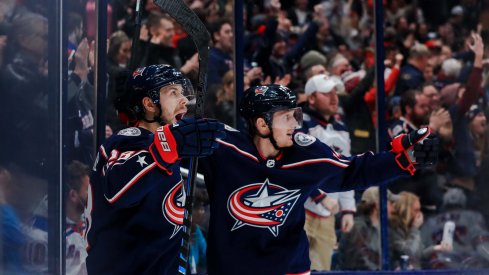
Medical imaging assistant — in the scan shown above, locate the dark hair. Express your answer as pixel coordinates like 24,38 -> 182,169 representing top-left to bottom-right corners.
66,160 -> 90,192
146,11 -> 164,29
208,18 -> 232,43
400,89 -> 419,116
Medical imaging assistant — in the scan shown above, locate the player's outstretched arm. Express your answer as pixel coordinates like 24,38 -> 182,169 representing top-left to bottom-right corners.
390,127 -> 439,176
314,128 -> 438,193
150,118 -> 226,172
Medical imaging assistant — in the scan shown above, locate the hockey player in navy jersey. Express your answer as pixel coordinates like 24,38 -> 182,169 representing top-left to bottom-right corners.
198,84 -> 438,275
85,64 -> 225,275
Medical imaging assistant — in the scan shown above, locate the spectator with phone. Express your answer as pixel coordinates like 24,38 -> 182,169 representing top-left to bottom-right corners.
421,188 -> 489,269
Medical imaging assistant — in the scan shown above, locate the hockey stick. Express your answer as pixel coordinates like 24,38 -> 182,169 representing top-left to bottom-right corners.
129,0 -> 143,70
152,0 -> 210,274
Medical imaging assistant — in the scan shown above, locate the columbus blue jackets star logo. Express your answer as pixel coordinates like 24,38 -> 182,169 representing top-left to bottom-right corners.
132,67 -> 145,78
162,179 -> 185,239
227,179 -> 300,237
254,86 -> 268,96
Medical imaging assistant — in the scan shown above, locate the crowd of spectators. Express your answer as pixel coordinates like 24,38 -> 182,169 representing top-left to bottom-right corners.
1,0 -> 489,274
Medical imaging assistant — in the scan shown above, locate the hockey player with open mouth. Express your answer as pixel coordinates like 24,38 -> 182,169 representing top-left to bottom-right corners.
85,64 -> 225,274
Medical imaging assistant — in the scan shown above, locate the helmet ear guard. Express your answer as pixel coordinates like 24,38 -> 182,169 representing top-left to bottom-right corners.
113,69 -> 138,126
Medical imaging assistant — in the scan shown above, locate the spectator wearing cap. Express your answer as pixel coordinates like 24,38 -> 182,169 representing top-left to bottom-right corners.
300,50 -> 327,82
389,192 -> 452,270
421,188 -> 489,269
337,187 -> 398,271
301,74 -> 356,271
395,43 -> 431,96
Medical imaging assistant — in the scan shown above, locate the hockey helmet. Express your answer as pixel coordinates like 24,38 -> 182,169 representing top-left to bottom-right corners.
239,84 -> 302,129
129,64 -> 193,116
239,84 -> 297,119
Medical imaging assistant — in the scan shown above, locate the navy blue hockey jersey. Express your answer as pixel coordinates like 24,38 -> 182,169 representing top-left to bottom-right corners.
86,127 -> 185,275
199,125 -> 408,275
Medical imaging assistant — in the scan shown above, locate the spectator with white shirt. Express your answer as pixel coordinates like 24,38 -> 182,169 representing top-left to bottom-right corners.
301,74 -> 356,271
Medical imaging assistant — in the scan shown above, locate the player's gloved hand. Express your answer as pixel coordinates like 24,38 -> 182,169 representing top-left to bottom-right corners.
390,127 -> 439,175
151,118 -> 226,166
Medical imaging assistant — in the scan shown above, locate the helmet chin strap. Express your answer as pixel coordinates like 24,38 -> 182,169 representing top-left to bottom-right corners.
253,115 -> 285,152
268,130 -> 282,151
142,103 -> 164,125
264,118 -> 282,151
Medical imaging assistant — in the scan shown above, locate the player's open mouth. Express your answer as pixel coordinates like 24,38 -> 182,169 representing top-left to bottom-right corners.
175,113 -> 185,121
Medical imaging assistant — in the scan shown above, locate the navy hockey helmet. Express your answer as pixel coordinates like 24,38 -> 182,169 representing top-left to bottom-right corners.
239,84 -> 297,120
129,64 -> 193,116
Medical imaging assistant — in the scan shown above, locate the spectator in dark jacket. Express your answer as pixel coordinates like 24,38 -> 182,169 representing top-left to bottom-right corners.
338,67 -> 376,154
207,18 -> 233,88
395,43 -> 431,96
0,12 -> 51,178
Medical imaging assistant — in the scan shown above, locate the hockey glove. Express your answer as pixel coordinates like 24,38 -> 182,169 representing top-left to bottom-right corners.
391,127 -> 439,176
151,118 -> 226,166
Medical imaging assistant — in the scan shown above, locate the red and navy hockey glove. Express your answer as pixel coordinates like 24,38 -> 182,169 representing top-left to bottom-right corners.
391,127 -> 439,176
150,118 -> 225,168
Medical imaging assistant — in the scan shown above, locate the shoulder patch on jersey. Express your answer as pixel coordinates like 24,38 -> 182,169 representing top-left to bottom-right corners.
224,124 -> 239,132
294,132 -> 316,146
391,125 -> 404,137
117,127 -> 141,136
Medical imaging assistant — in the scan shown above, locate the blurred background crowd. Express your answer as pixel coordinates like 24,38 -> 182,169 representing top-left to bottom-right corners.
1,0 -> 489,274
